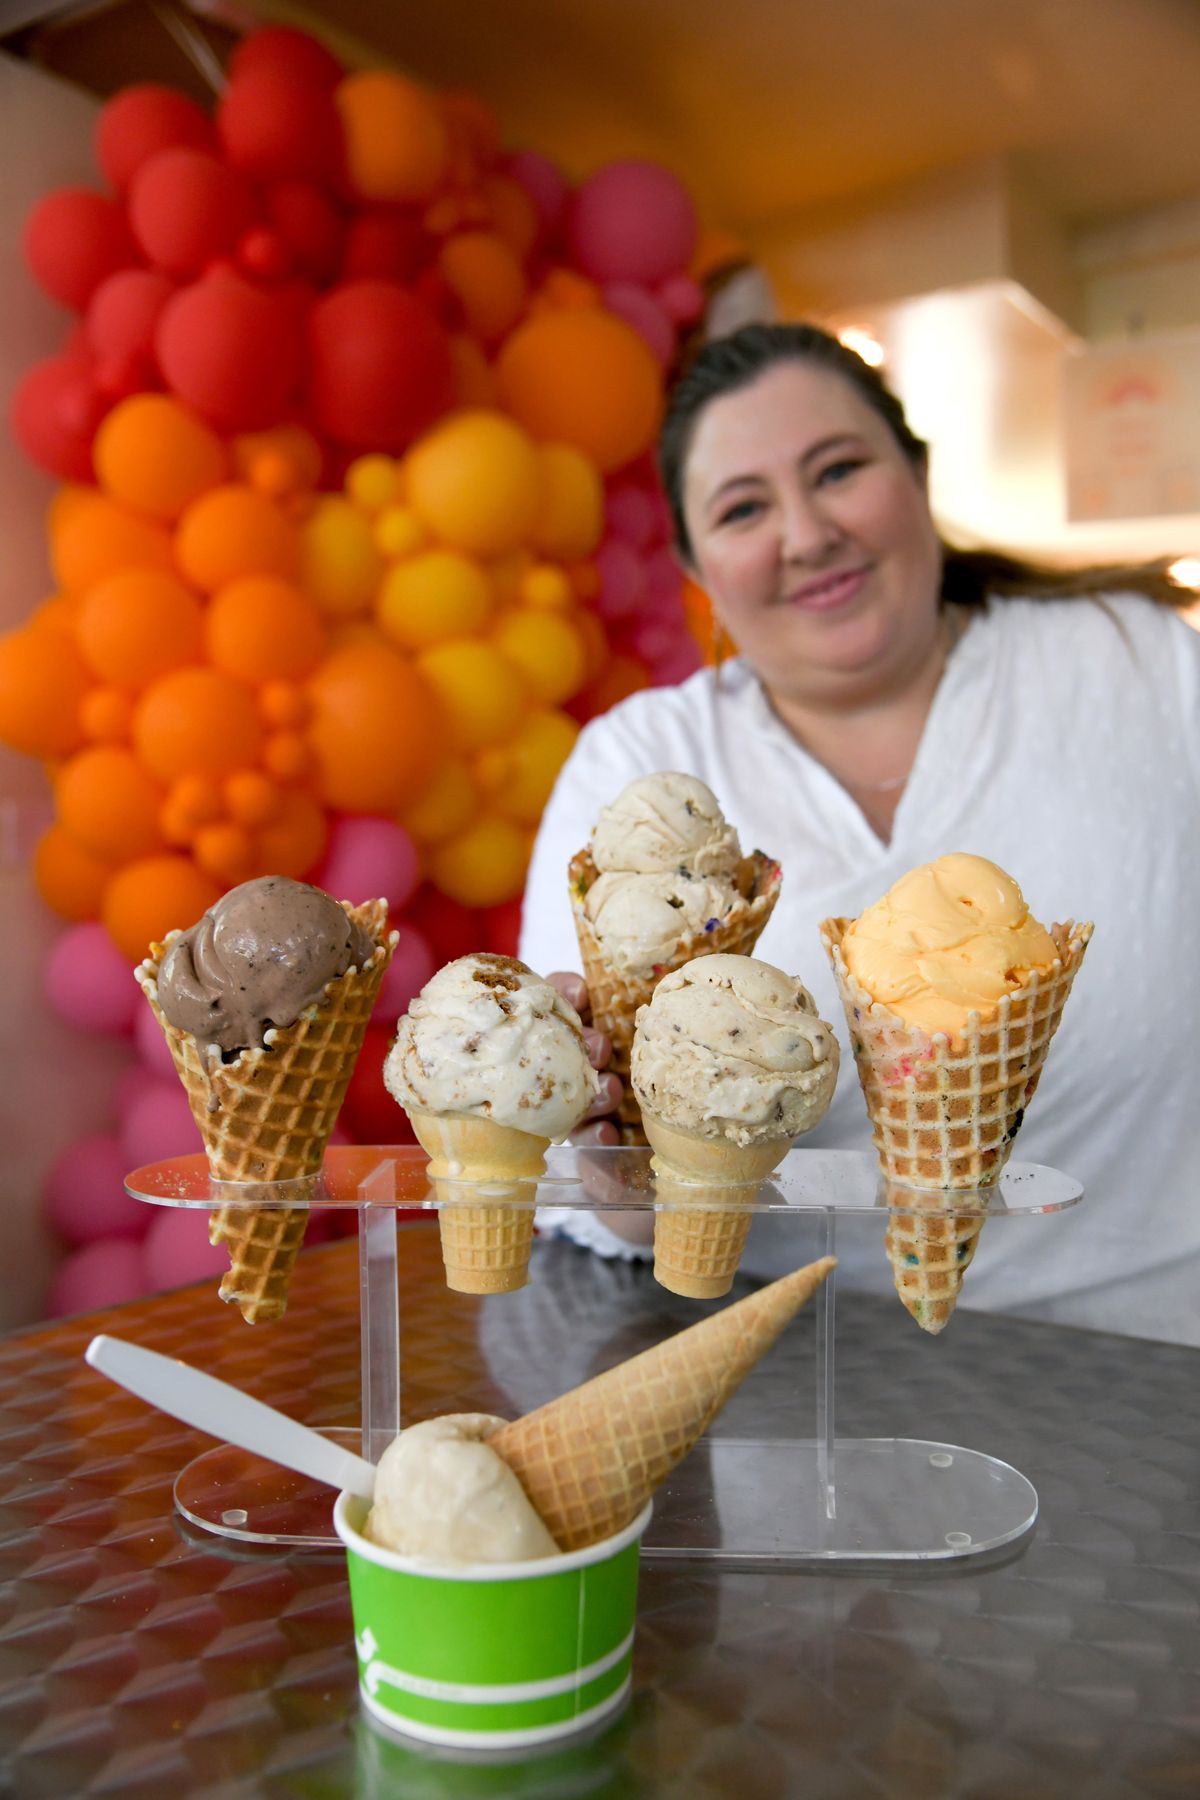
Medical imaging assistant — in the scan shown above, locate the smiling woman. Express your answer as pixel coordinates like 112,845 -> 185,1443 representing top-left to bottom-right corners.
517,322 -> 1200,1346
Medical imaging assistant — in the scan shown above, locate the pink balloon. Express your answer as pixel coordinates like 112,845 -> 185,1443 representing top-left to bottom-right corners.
45,923 -> 139,1035
601,284 -> 675,367
644,545 -> 683,604
372,924 -> 435,1023
43,1131 -> 150,1246
568,161 -> 698,286
47,1239 -> 148,1318
135,1000 -> 179,1077
120,1080 -> 203,1171
650,639 -> 704,686
605,482 -> 656,551
114,1064 -> 161,1116
505,151 -> 568,238
656,273 -> 705,326
316,816 -> 421,912
594,537 -> 647,623
142,1209 -> 230,1292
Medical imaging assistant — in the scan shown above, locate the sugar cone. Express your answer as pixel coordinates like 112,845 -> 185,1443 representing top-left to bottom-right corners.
487,1257 -> 836,1549
820,917 -> 1093,1191
883,1183 -> 989,1335
406,1109 -> 548,1295
136,898 -> 394,1323
642,1109 -> 790,1299
569,847 -> 781,1143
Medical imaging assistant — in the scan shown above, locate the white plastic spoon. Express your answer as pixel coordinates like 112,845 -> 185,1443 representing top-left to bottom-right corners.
85,1334 -> 377,1501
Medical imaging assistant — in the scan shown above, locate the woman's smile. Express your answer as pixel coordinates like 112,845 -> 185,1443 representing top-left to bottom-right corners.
783,565 -> 872,612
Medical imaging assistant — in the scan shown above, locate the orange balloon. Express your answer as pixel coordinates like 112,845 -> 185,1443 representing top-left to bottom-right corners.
206,576 -> 326,682
307,641 -> 444,812
34,825 -> 113,922
76,568 -> 204,688
51,492 -> 175,594
577,651 -> 650,715
224,770 -> 279,827
232,424 -> 323,497
134,667 -> 264,782
80,686 -> 135,742
0,627 -> 90,758
481,174 -> 540,259
336,72 -> 449,204
57,745 -> 165,862
258,680 -> 310,728
448,333 -> 496,409
532,444 -> 604,560
175,485 -> 299,592
574,608 -> 609,684
416,639 -> 525,752
437,232 -> 527,343
193,821 -> 255,884
399,756 -> 478,844
93,394 -> 227,521
262,730 -> 312,782
102,854 -> 221,961
255,787 -> 328,879
495,309 -> 663,474
429,813 -> 528,908
34,593 -> 81,633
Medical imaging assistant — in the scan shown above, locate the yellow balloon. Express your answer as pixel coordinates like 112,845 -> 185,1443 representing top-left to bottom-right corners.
487,709 -> 579,825
520,564 -> 573,610
429,813 -> 529,907
492,609 -> 586,707
301,498 -> 384,619
374,505 -> 428,559
417,639 -> 526,751
406,411 -> 541,557
400,757 -> 479,844
346,454 -> 401,513
378,550 -> 493,650
533,444 -> 604,560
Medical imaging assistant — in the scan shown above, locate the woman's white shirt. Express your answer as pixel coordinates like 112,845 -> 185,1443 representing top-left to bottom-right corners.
519,595 -> 1200,1345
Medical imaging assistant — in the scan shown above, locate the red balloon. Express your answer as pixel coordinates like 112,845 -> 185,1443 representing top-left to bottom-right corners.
96,84 -> 216,192
403,884 -> 483,968
23,189 -> 138,313
307,280 -> 453,451
340,208 -> 431,283
11,353 -> 108,481
129,149 -> 258,278
218,68 -> 344,189
338,1022 -> 414,1144
86,268 -> 174,394
481,895 -> 524,959
265,181 -> 345,282
157,270 -> 303,431
231,26 -> 343,91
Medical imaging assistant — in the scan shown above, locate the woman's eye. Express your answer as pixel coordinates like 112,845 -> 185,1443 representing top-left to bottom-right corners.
717,498 -> 763,526
815,458 -> 864,487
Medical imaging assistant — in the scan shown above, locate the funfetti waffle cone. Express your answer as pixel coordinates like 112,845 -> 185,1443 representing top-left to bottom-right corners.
882,1182 -> 989,1335
136,898 -> 394,1324
487,1256 -> 835,1551
642,1110 -> 790,1300
569,847 -> 781,1143
820,916 -> 1092,1191
406,1109 -> 548,1295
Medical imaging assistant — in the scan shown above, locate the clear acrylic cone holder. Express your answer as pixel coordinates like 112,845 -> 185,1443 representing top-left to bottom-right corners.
125,1147 -> 1081,1566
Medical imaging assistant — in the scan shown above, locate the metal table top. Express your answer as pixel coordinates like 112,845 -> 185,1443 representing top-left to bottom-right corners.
0,1223 -> 1195,1799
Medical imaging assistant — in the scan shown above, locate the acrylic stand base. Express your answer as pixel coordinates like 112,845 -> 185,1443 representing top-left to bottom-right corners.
127,1147 -> 1080,1566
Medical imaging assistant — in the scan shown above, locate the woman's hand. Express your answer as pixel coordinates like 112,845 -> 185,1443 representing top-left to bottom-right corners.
547,971 -> 622,1145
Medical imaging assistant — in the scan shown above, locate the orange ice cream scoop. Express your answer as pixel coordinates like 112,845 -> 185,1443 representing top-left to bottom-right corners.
841,853 -> 1059,1037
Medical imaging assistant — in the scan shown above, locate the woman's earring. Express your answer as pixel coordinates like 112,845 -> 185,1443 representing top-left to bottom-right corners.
711,619 -> 730,667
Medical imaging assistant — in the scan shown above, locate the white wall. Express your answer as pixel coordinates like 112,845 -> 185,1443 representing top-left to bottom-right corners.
0,56 -> 131,1328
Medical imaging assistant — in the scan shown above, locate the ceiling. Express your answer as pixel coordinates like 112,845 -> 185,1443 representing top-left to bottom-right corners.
9,0 -> 1200,241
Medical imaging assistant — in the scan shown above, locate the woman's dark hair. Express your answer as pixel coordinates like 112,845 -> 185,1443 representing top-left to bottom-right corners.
659,322 -> 1188,608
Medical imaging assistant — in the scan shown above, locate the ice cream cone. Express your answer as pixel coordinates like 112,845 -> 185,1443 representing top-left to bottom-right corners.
406,1109 -> 548,1296
883,1183 -> 989,1335
569,846 -> 781,1143
642,1109 -> 790,1299
487,1256 -> 836,1550
137,898 -> 393,1323
821,916 -> 1093,1191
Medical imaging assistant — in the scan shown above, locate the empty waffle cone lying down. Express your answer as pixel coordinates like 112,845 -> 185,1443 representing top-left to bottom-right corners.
137,898 -> 394,1323
488,1256 -> 836,1550
405,1109 -> 547,1296
568,847 -> 781,1144
821,914 -> 1092,1332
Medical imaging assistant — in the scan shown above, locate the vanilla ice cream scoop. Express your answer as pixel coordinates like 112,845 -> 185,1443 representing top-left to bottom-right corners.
591,772 -> 740,877
365,1414 -> 559,1564
383,953 -> 599,1140
631,954 -> 839,1148
841,853 -> 1059,1036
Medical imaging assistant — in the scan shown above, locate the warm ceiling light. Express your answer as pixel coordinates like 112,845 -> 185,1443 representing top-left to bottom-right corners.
1167,557 -> 1200,590
838,327 -> 885,367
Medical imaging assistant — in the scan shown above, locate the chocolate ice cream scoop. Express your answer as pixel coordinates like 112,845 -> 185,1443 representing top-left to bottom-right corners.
155,876 -> 376,1056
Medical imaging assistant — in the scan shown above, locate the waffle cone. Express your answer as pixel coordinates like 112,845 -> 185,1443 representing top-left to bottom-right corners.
405,1109 -> 548,1296
642,1110 -> 790,1299
569,847 -> 781,1144
883,1183 -> 989,1335
136,898 -> 394,1323
820,916 -> 1093,1191
487,1256 -> 835,1550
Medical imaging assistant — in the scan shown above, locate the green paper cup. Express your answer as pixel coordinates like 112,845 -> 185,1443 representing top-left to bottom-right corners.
335,1492 -> 650,1752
